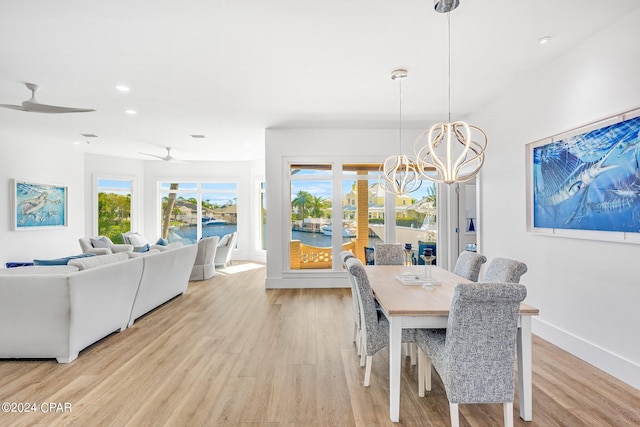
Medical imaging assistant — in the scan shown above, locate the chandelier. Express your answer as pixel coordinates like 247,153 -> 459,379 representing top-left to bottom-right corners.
379,69 -> 422,194
415,0 -> 488,185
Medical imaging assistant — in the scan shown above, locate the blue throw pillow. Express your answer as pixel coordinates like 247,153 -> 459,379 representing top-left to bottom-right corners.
33,253 -> 96,266
155,238 -> 168,246
138,243 -> 151,253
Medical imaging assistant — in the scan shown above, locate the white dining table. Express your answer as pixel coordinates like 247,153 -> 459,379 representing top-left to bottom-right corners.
364,264 -> 539,423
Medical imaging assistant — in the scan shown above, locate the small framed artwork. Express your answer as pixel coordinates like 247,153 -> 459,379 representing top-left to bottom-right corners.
525,107 -> 640,244
12,179 -> 68,230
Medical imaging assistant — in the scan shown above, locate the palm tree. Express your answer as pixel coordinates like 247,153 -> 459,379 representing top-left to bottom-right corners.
292,190 -> 312,221
308,195 -> 328,218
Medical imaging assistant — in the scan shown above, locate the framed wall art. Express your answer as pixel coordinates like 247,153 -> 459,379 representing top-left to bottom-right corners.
526,108 -> 640,244
12,179 -> 68,230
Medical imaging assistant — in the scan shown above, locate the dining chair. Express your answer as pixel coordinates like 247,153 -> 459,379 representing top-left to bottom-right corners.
452,251 -> 487,282
483,257 -> 528,283
373,243 -> 404,265
416,282 -> 527,427
345,257 -> 415,386
339,250 -> 361,355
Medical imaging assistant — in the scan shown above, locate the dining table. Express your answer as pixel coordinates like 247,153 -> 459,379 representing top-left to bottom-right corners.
364,264 -> 539,423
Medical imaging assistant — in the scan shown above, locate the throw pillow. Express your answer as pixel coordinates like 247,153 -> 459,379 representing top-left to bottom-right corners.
126,232 -> 148,247
155,237 -> 168,246
138,243 -> 151,253
90,237 -> 110,248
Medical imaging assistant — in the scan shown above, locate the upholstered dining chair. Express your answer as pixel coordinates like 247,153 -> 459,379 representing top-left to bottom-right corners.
339,250 -> 361,355
483,257 -> 528,283
416,282 -> 527,427
452,251 -> 487,282
373,243 -> 404,265
190,236 -> 219,281
345,257 -> 415,386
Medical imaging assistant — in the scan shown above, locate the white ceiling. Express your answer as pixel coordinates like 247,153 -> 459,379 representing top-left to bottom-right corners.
1,0 -> 638,162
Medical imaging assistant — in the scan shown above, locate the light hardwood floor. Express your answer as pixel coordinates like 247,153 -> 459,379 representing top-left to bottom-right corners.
1,262 -> 639,426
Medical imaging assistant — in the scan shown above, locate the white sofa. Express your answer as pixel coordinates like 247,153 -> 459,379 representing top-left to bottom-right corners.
78,236 -> 133,255
128,244 -> 197,326
0,244 -> 197,363
0,253 -> 142,363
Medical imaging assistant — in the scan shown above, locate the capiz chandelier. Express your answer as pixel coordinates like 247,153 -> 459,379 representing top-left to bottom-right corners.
415,0 -> 488,184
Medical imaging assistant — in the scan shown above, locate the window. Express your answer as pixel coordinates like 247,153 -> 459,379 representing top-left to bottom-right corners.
395,182 -> 437,265
97,178 -> 133,243
289,165 -> 333,270
159,182 -> 238,245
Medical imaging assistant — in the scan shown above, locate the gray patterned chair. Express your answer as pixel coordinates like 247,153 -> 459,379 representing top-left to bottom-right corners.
373,243 -> 404,265
416,282 -> 527,427
452,251 -> 487,282
345,257 -> 415,386
483,257 -> 528,283
339,250 -> 360,355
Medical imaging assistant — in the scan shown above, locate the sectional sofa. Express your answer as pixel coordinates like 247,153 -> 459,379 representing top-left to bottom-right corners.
0,244 -> 197,363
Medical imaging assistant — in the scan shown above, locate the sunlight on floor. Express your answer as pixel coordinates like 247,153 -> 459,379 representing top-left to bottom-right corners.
217,262 -> 264,275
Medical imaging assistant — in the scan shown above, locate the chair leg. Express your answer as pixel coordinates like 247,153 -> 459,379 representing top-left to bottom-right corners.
359,341 -> 366,367
356,329 -> 362,356
409,342 -> 416,365
364,355 -> 373,387
424,352 -> 432,392
418,347 -> 425,397
449,403 -> 460,427
503,402 -> 513,427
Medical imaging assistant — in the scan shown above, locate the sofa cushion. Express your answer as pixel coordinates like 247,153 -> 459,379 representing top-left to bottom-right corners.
0,265 -> 80,275
33,253 -> 96,266
90,237 -> 110,248
68,252 -> 129,270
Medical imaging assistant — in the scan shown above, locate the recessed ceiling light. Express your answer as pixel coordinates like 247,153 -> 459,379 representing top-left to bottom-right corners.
125,110 -> 137,115
116,85 -> 130,92
73,141 -> 82,145
191,134 -> 206,139
538,36 -> 551,45
80,133 -> 98,138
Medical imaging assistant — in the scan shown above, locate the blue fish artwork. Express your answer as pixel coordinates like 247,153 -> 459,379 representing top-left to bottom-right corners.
533,115 -> 640,232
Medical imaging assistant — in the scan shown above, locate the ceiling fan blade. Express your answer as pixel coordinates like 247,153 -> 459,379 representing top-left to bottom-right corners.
0,104 -> 26,111
21,100 -> 95,114
138,152 -> 167,160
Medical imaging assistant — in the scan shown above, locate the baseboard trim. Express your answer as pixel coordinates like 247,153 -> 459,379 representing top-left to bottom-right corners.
533,317 -> 640,390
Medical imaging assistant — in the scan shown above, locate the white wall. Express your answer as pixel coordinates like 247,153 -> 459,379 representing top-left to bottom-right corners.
470,9 -> 640,389
0,136 -> 85,265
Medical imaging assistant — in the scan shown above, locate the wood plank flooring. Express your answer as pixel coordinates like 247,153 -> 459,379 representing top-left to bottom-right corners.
1,262 -> 639,426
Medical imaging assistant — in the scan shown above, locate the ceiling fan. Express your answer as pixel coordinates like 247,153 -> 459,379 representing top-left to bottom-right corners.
138,147 -> 187,163
0,82 -> 96,113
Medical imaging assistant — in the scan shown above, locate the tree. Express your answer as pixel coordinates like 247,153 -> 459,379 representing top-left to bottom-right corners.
308,195 -> 328,218
162,183 -> 179,239
292,191 -> 312,221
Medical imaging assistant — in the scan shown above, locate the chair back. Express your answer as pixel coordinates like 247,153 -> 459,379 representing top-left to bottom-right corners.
444,282 -> 527,403
453,251 -> 487,281
373,243 -> 404,265
340,251 -> 360,332
483,257 -> 528,283
194,236 -> 220,265
345,258 -> 381,350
